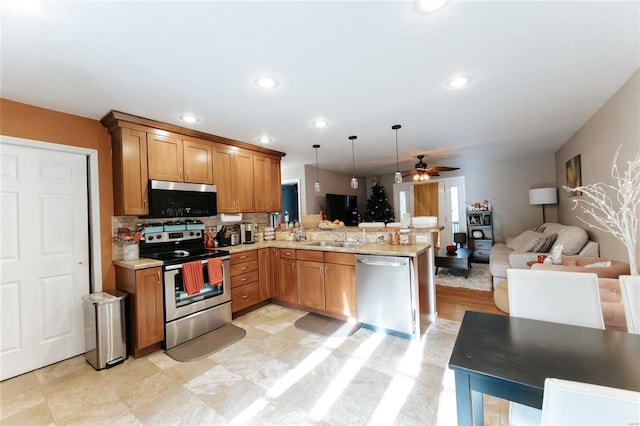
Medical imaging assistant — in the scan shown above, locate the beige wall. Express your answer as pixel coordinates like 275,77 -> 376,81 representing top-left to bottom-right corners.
0,99 -> 116,291
555,69 -> 640,262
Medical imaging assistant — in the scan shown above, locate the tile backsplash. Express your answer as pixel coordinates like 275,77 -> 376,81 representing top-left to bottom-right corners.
111,213 -> 270,260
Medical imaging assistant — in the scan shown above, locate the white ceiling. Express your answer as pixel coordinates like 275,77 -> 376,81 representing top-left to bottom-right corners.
1,1 -> 638,177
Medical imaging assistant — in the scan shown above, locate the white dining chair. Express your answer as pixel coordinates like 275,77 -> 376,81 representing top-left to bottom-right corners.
505,269 -> 606,425
541,378 -> 640,425
619,275 -> 640,334
507,269 -> 605,329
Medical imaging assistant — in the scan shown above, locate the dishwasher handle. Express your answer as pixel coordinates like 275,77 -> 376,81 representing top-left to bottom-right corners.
356,258 -> 407,267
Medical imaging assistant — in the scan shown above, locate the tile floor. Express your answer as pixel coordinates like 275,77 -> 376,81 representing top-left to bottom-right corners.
0,305 -> 509,425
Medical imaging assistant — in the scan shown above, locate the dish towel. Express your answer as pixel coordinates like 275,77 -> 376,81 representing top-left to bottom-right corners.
208,257 -> 223,286
182,261 -> 204,295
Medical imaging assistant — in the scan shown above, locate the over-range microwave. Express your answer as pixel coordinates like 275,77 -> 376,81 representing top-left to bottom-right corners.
148,180 -> 217,218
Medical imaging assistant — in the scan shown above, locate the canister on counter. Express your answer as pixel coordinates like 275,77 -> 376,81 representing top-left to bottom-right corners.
387,228 -> 399,245
399,229 -> 410,245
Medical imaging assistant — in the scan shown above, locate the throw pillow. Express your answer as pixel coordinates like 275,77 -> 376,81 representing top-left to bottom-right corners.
551,226 -> 589,255
527,233 -> 558,253
506,230 -> 542,252
584,260 -> 612,268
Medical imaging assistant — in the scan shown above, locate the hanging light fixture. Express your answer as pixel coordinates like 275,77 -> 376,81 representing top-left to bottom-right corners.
313,144 -> 321,192
349,135 -> 358,189
392,124 -> 403,184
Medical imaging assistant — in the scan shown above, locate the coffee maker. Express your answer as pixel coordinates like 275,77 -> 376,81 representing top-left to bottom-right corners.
215,224 -> 240,247
240,223 -> 256,244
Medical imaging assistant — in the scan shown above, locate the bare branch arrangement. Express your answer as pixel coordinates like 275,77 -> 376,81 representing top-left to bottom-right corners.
563,149 -> 640,275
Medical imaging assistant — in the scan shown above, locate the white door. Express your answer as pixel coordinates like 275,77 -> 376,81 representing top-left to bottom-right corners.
1,143 -> 90,380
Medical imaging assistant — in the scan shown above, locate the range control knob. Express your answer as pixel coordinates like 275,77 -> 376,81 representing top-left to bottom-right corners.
195,231 -> 201,237
147,235 -> 154,241
156,234 -> 162,240
190,232 -> 195,236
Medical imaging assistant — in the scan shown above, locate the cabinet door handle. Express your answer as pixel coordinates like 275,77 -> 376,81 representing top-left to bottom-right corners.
241,295 -> 249,299
241,277 -> 247,281
292,263 -> 296,272
157,271 -> 161,283
143,199 -> 148,209
325,266 -> 328,276
179,167 -> 183,178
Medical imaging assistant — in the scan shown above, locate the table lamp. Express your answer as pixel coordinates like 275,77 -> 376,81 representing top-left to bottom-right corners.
454,232 -> 467,248
529,187 -> 558,223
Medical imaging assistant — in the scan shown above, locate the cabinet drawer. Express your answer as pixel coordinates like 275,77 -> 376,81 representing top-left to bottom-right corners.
230,250 -> 257,264
296,250 -> 324,262
231,270 -> 259,288
324,252 -> 355,266
230,259 -> 258,276
279,249 -> 296,260
474,249 -> 490,259
231,282 -> 260,312
473,240 -> 493,250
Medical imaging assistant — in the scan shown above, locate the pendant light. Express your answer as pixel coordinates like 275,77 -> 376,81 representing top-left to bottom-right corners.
313,144 -> 321,192
349,135 -> 358,189
392,124 -> 403,184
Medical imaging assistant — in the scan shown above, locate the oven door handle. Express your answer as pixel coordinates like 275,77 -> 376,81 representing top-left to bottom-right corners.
164,256 -> 230,271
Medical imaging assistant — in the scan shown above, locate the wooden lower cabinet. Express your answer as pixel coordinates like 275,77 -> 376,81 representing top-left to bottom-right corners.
115,266 -> 164,358
230,250 -> 260,313
296,260 -> 325,310
271,248 -> 298,303
325,262 -> 357,317
236,248 -> 356,321
278,257 -> 298,304
258,248 -> 271,301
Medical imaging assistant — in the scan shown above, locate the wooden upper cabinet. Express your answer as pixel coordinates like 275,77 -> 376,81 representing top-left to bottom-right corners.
213,145 -> 255,212
148,133 -> 214,184
111,128 -> 149,216
147,133 -> 184,181
182,138 -> 214,184
254,154 -> 282,213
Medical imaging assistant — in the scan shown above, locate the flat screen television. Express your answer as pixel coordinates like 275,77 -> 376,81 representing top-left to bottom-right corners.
325,194 -> 358,226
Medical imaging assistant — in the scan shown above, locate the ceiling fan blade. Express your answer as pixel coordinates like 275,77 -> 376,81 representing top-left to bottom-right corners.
427,166 -> 460,172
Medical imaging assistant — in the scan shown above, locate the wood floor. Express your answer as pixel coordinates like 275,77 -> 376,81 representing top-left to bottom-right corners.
436,284 -> 506,322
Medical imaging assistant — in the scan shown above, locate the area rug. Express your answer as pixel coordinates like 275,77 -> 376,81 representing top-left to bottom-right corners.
435,262 -> 492,291
295,313 -> 360,337
165,324 -> 246,362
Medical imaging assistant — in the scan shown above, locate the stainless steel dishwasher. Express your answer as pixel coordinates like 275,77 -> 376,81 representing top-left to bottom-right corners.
356,254 -> 415,338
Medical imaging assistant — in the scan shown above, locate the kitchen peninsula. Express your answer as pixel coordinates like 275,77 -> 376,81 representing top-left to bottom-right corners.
114,227 -> 439,347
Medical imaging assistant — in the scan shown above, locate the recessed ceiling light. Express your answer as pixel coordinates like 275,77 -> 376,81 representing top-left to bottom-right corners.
255,75 -> 279,89
416,0 -> 449,14
257,136 -> 271,144
447,76 -> 471,88
312,119 -> 329,128
179,114 -> 199,124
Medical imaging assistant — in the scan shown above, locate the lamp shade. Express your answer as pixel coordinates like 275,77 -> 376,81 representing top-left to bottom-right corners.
529,187 -> 558,205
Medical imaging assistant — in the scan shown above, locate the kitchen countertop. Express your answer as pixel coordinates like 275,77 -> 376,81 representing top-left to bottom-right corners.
113,240 -> 431,270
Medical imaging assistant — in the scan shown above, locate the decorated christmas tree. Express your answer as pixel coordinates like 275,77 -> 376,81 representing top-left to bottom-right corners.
364,178 -> 395,223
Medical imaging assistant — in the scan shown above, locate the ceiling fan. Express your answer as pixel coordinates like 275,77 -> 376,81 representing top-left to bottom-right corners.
402,155 -> 460,181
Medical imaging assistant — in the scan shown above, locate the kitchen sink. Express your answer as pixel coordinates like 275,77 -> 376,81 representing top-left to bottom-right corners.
304,241 -> 366,248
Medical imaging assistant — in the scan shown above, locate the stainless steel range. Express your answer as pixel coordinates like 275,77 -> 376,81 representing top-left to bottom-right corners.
140,230 -> 231,349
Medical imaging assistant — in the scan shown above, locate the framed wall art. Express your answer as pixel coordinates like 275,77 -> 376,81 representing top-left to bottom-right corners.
566,154 -> 582,196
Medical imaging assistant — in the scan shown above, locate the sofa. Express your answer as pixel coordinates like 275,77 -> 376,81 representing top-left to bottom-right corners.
489,222 -> 600,286
493,256 -> 631,330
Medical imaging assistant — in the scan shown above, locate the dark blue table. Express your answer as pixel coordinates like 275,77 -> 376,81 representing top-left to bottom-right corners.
448,311 -> 640,426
